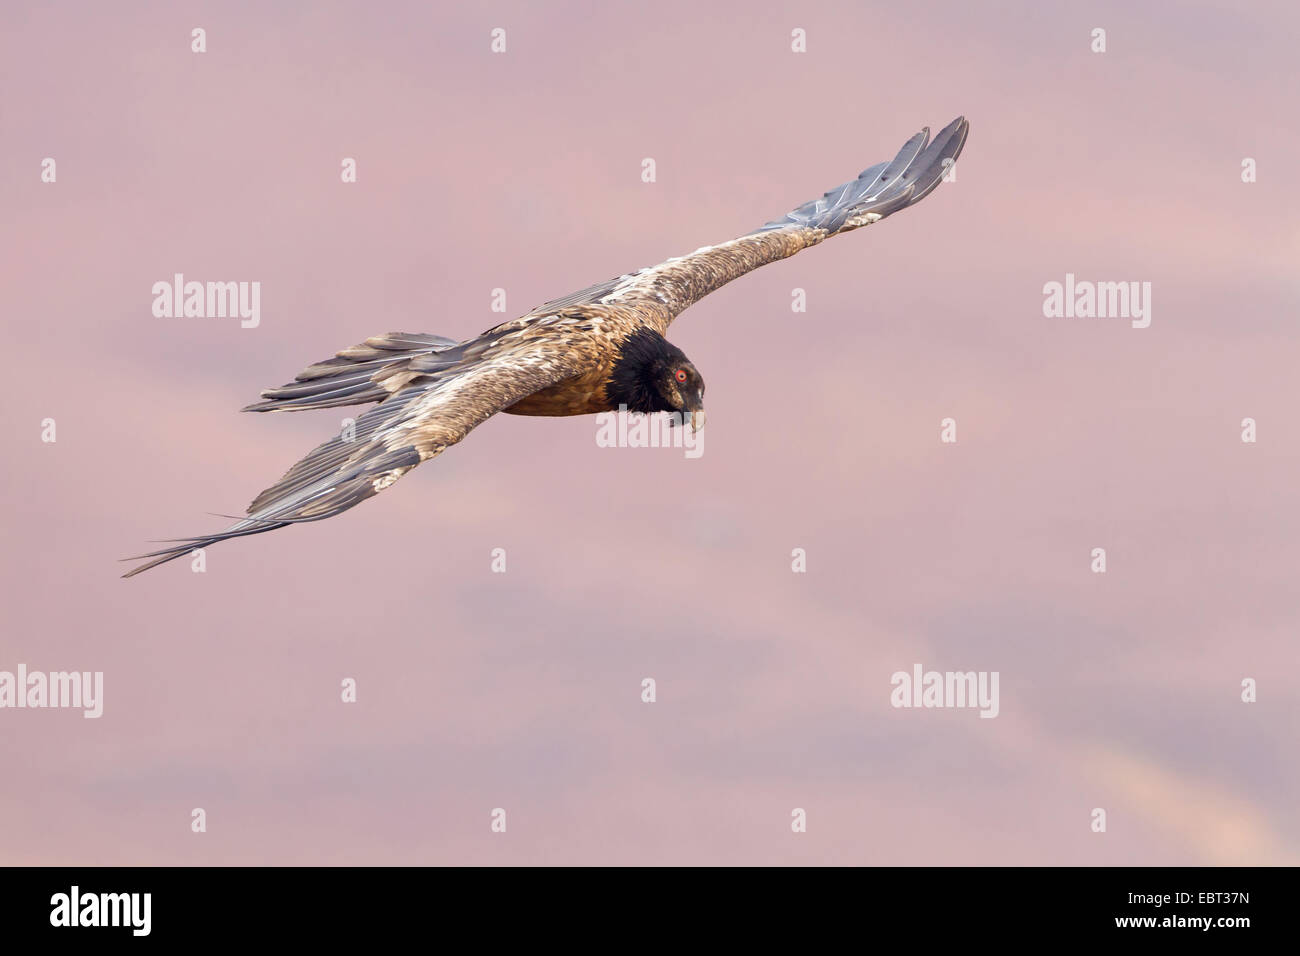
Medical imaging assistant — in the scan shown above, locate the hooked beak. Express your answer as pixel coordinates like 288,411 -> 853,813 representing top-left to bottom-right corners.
684,389 -> 705,431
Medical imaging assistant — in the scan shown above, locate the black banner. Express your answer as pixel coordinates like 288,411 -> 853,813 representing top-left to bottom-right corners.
0,866 -> 1280,942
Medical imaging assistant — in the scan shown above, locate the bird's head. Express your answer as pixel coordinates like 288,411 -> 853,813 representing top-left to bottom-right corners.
653,355 -> 706,430
608,328 -> 706,431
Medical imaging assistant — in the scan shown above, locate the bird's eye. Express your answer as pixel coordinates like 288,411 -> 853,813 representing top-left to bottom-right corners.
675,369 -> 687,383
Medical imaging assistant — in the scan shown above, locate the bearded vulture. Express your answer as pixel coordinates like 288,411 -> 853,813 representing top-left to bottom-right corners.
123,116 -> 969,576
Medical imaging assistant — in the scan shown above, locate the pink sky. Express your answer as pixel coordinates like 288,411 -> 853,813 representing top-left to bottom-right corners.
2,0 -> 1297,864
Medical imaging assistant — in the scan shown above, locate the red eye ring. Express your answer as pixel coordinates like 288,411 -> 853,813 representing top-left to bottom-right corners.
675,368 -> 688,383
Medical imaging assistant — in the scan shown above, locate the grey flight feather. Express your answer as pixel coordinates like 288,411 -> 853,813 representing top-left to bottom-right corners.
757,115 -> 969,235
241,331 -> 461,413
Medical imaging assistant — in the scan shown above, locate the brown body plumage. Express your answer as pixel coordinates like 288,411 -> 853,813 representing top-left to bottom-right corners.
123,117 -> 968,576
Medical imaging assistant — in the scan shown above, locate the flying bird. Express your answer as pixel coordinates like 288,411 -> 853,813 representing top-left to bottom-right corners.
124,116 -> 969,577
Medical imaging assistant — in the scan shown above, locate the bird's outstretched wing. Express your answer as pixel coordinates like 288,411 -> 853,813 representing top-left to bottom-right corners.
522,116 -> 969,333
122,318 -> 593,577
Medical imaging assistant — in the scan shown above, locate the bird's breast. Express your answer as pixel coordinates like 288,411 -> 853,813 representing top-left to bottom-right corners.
502,364 -> 614,417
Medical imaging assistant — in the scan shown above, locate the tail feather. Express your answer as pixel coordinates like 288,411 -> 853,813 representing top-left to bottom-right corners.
759,115 -> 969,237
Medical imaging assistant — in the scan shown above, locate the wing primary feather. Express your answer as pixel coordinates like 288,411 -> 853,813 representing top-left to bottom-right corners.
758,116 -> 967,236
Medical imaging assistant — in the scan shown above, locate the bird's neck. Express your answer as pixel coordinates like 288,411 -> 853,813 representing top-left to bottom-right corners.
606,329 -> 669,413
